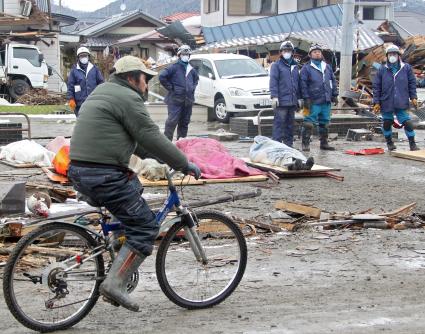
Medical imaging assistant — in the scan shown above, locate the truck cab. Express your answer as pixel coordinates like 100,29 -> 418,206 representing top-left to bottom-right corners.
0,43 -> 49,99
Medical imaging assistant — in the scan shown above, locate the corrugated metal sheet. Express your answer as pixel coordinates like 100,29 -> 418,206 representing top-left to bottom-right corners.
203,5 -> 342,44
199,25 -> 383,52
35,0 -> 49,13
78,10 -> 164,37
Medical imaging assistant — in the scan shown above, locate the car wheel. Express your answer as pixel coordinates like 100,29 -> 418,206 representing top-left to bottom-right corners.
214,97 -> 230,123
9,79 -> 30,101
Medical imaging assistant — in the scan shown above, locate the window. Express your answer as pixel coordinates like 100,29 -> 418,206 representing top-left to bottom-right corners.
0,0 -> 3,12
363,7 -> 374,20
214,59 -> 267,78
204,0 -> 219,13
297,0 -> 341,10
13,47 -> 41,67
228,0 -> 277,16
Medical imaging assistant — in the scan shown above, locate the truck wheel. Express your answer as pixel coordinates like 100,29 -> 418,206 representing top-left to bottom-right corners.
214,97 -> 230,123
9,79 -> 30,100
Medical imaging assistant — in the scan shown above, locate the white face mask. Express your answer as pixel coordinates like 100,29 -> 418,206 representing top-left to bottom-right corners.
282,52 -> 292,60
181,55 -> 190,63
388,55 -> 398,64
80,57 -> 89,65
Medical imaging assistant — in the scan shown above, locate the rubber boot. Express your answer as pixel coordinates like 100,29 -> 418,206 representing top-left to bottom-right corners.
100,243 -> 146,312
385,136 -> 396,151
301,123 -> 313,152
408,137 -> 419,151
287,159 -> 303,171
302,157 -> 315,170
319,125 -> 335,151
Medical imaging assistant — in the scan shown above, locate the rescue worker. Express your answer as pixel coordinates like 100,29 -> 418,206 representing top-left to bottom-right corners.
68,56 -> 201,311
372,44 -> 419,151
269,40 -> 301,147
159,45 -> 199,141
67,46 -> 104,116
300,44 -> 338,152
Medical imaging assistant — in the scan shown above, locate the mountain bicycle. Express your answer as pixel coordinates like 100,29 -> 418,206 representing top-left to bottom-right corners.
3,171 -> 255,332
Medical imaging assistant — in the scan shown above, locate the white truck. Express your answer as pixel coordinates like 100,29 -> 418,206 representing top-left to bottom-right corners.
0,43 -> 51,100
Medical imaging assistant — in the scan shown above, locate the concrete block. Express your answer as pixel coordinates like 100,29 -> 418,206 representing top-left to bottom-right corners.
0,182 -> 26,215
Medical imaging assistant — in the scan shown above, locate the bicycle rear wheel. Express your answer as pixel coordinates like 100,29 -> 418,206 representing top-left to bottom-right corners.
156,210 -> 247,309
3,222 -> 105,333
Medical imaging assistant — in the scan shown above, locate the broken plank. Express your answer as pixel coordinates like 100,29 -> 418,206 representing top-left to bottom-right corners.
41,167 -> 71,185
381,202 -> 417,217
139,176 -> 205,187
275,200 -> 321,219
232,217 -> 282,232
202,175 -> 268,184
0,160 -> 37,168
391,149 -> 425,163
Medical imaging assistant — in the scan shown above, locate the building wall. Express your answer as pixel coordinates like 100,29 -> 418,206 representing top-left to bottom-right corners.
37,34 -> 64,92
3,0 -> 21,15
110,26 -> 154,35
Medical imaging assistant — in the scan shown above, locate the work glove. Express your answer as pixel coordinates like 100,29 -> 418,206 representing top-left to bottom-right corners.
271,97 -> 279,109
297,99 -> 304,111
303,98 -> 311,110
411,98 -> 418,110
68,98 -> 76,111
372,103 -> 381,114
182,162 -> 201,180
331,96 -> 338,106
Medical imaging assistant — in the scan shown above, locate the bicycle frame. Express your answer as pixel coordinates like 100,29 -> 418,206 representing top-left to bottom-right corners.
98,171 -> 208,264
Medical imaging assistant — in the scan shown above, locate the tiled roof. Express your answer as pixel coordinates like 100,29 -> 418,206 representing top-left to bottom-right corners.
162,12 -> 199,24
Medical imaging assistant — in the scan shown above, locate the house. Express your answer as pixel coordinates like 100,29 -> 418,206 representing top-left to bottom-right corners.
201,0 -> 394,28
76,10 -> 166,58
0,0 -> 77,92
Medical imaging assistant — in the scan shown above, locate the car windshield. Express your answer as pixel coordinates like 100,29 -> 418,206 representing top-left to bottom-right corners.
214,59 -> 268,79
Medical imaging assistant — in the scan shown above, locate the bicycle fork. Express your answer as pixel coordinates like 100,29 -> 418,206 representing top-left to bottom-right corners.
180,207 -> 208,265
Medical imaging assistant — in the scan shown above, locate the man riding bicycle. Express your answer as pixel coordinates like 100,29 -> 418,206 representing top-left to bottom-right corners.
68,56 -> 201,312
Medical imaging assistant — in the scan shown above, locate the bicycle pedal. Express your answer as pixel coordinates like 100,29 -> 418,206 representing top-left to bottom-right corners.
102,296 -> 120,307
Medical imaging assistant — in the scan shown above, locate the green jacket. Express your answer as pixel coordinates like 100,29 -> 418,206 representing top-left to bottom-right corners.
70,74 -> 188,171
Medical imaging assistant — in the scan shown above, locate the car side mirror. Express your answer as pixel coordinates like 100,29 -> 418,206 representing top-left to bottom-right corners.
39,54 -> 44,63
208,72 -> 214,80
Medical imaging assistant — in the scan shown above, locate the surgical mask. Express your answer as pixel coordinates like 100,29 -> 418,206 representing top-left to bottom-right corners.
181,55 -> 190,63
388,55 -> 398,64
282,52 -> 292,60
79,57 -> 89,65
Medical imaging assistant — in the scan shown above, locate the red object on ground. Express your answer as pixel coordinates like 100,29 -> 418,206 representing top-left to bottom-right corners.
345,148 -> 385,156
176,138 -> 263,179
52,145 -> 70,176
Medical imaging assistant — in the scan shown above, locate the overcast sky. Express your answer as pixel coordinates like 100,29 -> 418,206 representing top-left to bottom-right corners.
52,0 -> 116,12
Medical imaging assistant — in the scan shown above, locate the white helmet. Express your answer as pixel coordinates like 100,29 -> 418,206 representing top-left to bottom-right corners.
177,45 -> 192,56
385,44 -> 401,55
280,40 -> 294,51
77,46 -> 91,57
309,43 -> 323,55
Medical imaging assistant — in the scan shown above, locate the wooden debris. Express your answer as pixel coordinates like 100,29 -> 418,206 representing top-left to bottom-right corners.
16,89 -> 67,105
390,150 -> 425,163
232,216 -> 283,233
381,202 -> 417,217
275,201 -> 321,219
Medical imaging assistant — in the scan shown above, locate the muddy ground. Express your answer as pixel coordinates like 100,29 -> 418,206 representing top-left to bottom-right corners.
1,115 -> 425,333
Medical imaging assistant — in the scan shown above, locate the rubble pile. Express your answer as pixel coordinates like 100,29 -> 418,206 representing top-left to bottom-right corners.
16,89 -> 67,105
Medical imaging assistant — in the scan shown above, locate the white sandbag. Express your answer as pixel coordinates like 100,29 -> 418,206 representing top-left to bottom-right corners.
46,136 -> 70,154
0,140 -> 55,167
249,136 -> 307,167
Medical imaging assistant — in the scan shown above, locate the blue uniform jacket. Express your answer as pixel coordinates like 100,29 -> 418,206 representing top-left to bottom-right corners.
269,58 -> 301,107
300,61 -> 338,104
67,63 -> 104,107
159,62 -> 199,105
372,61 -> 417,112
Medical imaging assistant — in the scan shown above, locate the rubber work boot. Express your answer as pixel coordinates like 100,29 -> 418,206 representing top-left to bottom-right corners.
301,123 -> 313,152
319,125 -> 335,151
408,137 -> 419,151
287,159 -> 303,171
303,157 -> 315,170
99,243 -> 146,312
385,136 -> 396,151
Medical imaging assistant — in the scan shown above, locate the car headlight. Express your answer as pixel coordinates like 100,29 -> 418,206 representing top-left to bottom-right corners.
228,88 -> 251,97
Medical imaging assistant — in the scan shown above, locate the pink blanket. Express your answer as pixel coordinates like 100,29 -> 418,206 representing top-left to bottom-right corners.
176,138 -> 263,179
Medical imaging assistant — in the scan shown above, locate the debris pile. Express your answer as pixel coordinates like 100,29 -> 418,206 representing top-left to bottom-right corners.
233,201 -> 424,235
16,89 -> 67,105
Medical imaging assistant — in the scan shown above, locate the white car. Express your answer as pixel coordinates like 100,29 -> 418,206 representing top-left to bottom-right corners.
189,53 -> 271,123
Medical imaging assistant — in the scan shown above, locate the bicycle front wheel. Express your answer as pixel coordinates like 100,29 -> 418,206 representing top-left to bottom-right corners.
156,210 -> 247,309
3,222 -> 105,333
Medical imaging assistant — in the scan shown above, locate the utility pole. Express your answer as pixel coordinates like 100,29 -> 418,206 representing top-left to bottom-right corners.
338,0 -> 355,98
